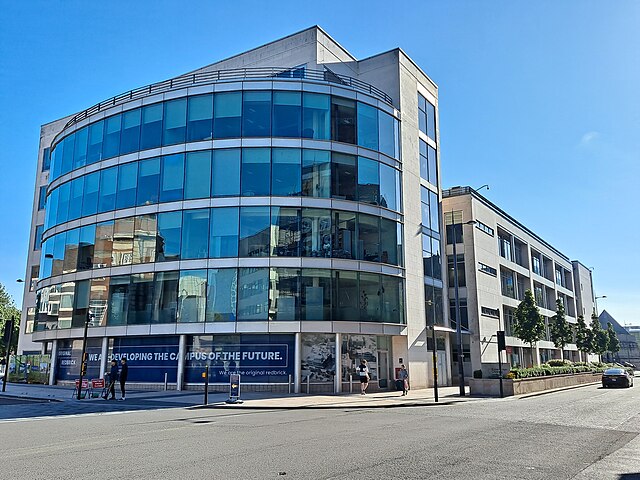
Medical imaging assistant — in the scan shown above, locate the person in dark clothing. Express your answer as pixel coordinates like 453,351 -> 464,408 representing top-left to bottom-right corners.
106,360 -> 118,400
119,358 -> 128,401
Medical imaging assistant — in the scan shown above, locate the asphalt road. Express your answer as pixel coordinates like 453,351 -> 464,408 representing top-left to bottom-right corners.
2,384 -> 639,480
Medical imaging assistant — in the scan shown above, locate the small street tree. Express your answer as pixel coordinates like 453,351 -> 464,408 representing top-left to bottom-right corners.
606,322 -> 621,362
0,283 -> 21,358
513,289 -> 545,366
549,298 -> 573,359
575,315 -> 592,361
590,313 -> 609,362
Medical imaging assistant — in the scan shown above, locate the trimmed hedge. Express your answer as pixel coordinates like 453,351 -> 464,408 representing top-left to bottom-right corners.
508,362 -> 626,379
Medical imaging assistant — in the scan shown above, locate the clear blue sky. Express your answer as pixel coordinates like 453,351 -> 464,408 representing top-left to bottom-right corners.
0,1 -> 638,322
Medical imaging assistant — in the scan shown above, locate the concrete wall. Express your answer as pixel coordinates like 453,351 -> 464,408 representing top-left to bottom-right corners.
469,372 -> 602,397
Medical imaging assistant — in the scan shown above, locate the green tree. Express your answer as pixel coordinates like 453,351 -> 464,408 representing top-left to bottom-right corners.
590,313 -> 609,361
606,322 -> 621,362
549,299 -> 573,357
0,283 -> 21,358
575,315 -> 592,359
513,290 -> 545,366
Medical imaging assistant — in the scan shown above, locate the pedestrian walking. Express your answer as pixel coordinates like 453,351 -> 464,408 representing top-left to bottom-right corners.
398,364 -> 409,396
357,359 -> 370,395
119,358 -> 128,401
104,360 -> 118,400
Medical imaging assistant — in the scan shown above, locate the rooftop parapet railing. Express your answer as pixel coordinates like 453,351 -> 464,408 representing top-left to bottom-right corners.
62,66 -> 394,130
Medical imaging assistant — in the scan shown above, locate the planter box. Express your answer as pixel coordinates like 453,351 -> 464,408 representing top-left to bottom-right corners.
469,372 -> 602,397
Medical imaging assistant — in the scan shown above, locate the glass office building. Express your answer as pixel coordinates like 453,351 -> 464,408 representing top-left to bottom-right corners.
20,27 -> 445,391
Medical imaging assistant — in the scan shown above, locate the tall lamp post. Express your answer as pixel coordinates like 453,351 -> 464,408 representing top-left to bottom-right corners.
594,295 -> 607,316
451,218 -> 477,397
77,310 -> 94,400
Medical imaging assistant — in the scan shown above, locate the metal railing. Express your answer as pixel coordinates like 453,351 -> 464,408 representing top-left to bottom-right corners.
62,66 -> 393,130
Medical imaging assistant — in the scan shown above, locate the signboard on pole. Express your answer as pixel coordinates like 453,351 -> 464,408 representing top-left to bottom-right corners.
227,374 -> 242,404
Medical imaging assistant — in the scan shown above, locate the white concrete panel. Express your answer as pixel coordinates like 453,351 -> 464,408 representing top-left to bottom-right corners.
154,261 -> 180,272
163,88 -> 188,100
180,259 -> 208,270
238,257 -> 270,268
269,321 -> 301,333
213,82 -> 243,92
271,197 -> 302,207
300,139 -> 330,150
126,325 -> 151,336
240,196 -> 271,206
242,81 -> 273,90
185,140 -> 213,151
301,321 -> 332,333
301,257 -> 332,269
177,323 -> 205,335
212,138 -> 242,149
236,322 -> 269,333
131,264 -> 151,274
360,323 -> 384,334
207,258 -> 239,268
162,144 -> 186,155
331,322 -> 361,334
135,204 -> 159,216
269,257 -> 302,268
96,211 -> 115,223
211,197 -> 240,207
241,138 -> 271,147
114,208 -> 136,219
87,327 -> 106,337
187,85 -> 214,95
271,138 -> 302,148
150,324 -> 177,335
142,94 -> 164,105
110,265 -> 132,276
358,262 -> 382,273
182,198 -> 210,210
204,322 -> 236,334
158,201 -> 183,213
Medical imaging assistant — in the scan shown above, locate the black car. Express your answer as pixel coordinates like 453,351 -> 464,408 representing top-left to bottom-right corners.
602,368 -> 634,388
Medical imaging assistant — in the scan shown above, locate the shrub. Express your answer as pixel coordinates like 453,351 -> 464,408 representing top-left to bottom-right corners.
473,369 -> 483,379
508,362 -> 610,379
547,359 -> 571,367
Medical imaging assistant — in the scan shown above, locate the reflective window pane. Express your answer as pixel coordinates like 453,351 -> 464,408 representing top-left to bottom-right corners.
52,143 -> 63,179
242,91 -> 271,137
68,178 -> 84,221
210,207 -> 239,258
380,218 -> 399,266
333,270 -> 358,321
56,182 -> 70,224
332,211 -> 356,260
72,280 -> 91,327
163,98 -> 187,145
187,94 -> 213,142
182,209 -> 209,259
300,268 -> 331,321
357,102 -> 378,150
239,206 -> 270,257
61,134 -> 75,175
136,157 -> 160,206
378,110 -> 396,158
428,145 -> 438,186
178,270 -> 207,323
63,228 -> 79,274
379,163 -> 398,211
301,208 -> 331,258
213,92 -> 242,138
77,224 -> 96,271
156,211 -> 182,262
140,103 -> 163,150
121,108 -> 141,154
133,214 -> 157,264
82,172 -> 100,217
302,93 -> 330,140
128,273 -> 154,324
153,271 -> 178,324
429,190 -> 440,233
357,157 -> 379,205
211,149 -> 240,196
271,207 -> 300,257
116,162 -> 138,210
331,153 -> 356,200
237,267 -> 269,321
87,120 -> 104,164
360,272 -> 382,322
73,127 -> 88,169
206,268 -> 237,322
269,268 -> 300,320
331,97 -> 356,144
382,275 -> 404,323
272,148 -> 301,196
358,214 -> 380,262
89,276 -> 109,326
112,217 -> 134,266
426,101 -> 436,140
273,91 -> 301,137
241,148 -> 270,196
103,114 -> 122,159
184,151 -> 211,200
94,220 -> 114,269
302,149 -> 330,198
98,166 -> 117,213
160,153 -> 184,202
419,139 -> 428,179
51,231 -> 66,276
107,275 -> 129,326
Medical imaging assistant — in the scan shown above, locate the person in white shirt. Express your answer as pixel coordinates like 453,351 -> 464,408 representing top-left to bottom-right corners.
357,359 -> 370,395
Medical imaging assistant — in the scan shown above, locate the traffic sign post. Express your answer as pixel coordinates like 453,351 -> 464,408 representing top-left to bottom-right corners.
496,330 -> 506,398
226,373 -> 243,404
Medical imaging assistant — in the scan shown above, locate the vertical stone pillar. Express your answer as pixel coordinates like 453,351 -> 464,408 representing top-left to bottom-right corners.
294,332 -> 301,394
48,340 -> 57,386
334,333 -> 342,393
100,337 -> 109,379
177,334 -> 186,391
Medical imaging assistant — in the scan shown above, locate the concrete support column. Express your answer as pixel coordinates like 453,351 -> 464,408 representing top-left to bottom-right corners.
177,334 -> 186,391
294,332 -> 301,394
48,340 -> 58,386
334,333 -> 342,393
534,344 -> 540,366
99,337 -> 109,379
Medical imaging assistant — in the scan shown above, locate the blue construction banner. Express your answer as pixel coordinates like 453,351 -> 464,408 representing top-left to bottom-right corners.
109,336 -> 179,383
185,334 -> 294,383
56,339 -> 102,381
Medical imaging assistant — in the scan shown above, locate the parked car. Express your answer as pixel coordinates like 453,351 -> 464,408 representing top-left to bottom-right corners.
602,368 -> 634,388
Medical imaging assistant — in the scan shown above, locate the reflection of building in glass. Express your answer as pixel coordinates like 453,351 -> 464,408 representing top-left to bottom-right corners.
20,27 -> 446,391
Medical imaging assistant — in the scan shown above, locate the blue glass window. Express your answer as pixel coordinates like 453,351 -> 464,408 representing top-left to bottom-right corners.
380,218 -> 399,266
272,91 -> 301,137
379,163 -> 398,211
428,145 -> 438,186
272,148 -> 301,196
206,268 -> 237,322
378,110 -> 396,158
333,270 -> 358,321
73,127 -> 88,169
210,207 -> 239,258
33,225 -> 43,251
56,182 -> 70,225
237,267 -> 269,320
116,162 -> 138,210
154,271 -> 179,324
357,102 -> 378,151
332,211 -> 356,260
120,109 -> 141,154
51,231 -> 66,277
243,91 -> 271,137
87,120 -> 104,164
42,147 -> 51,172
418,94 -> 427,134
127,273 -> 154,325
103,114 -> 122,159
241,148 -> 270,196
61,134 -> 75,175
182,209 -> 210,259
271,207 -> 300,257
136,157 -> 160,206
133,214 -> 157,264
360,272 -> 382,322
184,151 -> 211,200
140,104 -> 163,150
77,224 -> 96,271
429,190 -> 440,233
107,275 -> 129,326
300,268 -> 331,321
357,157 -> 379,205
269,268 -> 300,320
163,98 -> 187,145
51,144 -> 63,179
301,208 -> 331,258
331,97 -> 356,144
214,92 -> 241,138
38,186 -> 47,210
421,186 -> 431,229
358,213 -> 380,262
81,172 -> 99,217
419,139 -> 428,180
187,94 -> 213,142
45,187 -> 58,230
98,167 -> 118,213
302,93 -> 330,140
426,101 -> 436,140
68,178 -> 84,221
160,154 -> 184,202
178,269 -> 207,323
211,149 -> 240,197
239,206 -> 270,257
301,149 -> 330,198
331,153 -> 356,201
156,211 -> 182,262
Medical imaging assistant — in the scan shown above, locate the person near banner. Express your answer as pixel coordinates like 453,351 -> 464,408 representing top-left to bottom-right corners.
397,364 -> 409,396
104,360 -> 118,400
119,358 -> 128,401
357,359 -> 370,395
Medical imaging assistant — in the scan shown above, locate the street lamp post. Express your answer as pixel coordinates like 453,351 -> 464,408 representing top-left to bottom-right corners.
594,295 -> 607,316
77,310 -> 94,400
